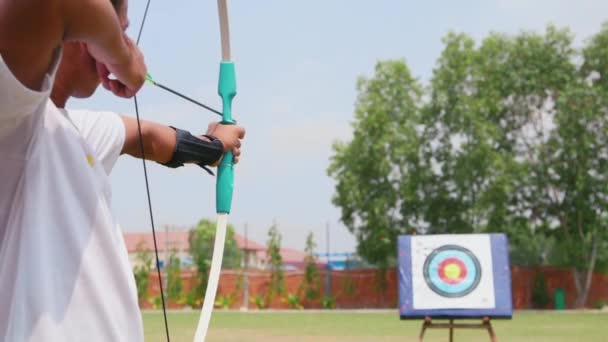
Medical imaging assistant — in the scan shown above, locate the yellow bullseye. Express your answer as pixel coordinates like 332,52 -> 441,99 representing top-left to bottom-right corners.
444,263 -> 462,279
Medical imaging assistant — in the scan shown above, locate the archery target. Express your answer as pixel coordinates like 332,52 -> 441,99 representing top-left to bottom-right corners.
423,245 -> 481,297
411,235 -> 495,309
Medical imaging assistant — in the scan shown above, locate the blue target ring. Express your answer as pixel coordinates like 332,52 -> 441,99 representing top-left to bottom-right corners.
423,245 -> 481,298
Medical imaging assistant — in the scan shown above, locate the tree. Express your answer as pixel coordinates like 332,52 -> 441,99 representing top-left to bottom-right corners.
266,222 -> 284,299
133,241 -> 153,303
166,248 -> 183,302
189,219 -> 242,305
329,24 -> 608,307
301,232 -> 321,301
531,272 -> 551,309
536,84 -> 608,307
328,60 -> 425,269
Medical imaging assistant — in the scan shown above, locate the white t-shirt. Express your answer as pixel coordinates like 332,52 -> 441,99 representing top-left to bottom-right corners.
0,52 -> 143,341
62,108 -> 130,253
61,109 -> 125,176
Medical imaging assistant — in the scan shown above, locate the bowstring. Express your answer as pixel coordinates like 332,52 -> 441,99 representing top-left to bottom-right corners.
132,0 -> 171,341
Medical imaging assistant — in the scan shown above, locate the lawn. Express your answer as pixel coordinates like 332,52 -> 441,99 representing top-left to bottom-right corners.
143,310 -> 607,342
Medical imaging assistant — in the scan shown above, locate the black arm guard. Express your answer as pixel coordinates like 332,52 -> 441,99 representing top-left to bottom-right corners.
160,127 -> 224,175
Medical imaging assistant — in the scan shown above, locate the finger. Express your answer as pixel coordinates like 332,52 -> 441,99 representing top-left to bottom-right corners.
96,63 -> 111,90
207,122 -> 218,133
124,90 -> 135,98
233,156 -> 239,164
96,62 -> 109,79
108,80 -> 119,94
101,78 -> 110,91
233,148 -> 241,157
121,86 -> 137,98
237,126 -> 246,139
109,80 -> 130,98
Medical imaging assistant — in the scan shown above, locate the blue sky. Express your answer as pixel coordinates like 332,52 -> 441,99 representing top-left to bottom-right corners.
71,0 -> 608,253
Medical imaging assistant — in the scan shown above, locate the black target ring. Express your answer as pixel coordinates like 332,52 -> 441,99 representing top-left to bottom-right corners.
422,244 -> 482,298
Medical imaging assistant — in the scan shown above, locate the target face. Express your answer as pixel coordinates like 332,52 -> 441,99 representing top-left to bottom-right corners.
423,245 -> 481,298
409,234 -> 496,310
398,234 -> 512,318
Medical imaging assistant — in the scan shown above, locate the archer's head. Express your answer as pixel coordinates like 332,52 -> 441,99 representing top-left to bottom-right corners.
52,0 -> 130,105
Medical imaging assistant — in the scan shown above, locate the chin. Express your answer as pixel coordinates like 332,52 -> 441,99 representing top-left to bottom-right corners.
74,84 -> 100,99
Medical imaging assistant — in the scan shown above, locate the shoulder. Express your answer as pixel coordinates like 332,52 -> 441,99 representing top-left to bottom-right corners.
65,109 -> 124,139
64,108 -> 126,173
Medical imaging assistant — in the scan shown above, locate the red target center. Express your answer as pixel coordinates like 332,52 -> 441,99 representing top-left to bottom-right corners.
437,257 -> 467,284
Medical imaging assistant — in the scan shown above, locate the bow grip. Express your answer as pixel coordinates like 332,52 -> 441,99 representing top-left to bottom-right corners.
216,61 -> 236,214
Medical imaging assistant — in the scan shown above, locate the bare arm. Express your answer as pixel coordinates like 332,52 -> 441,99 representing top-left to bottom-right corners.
120,116 -> 245,165
0,0 -> 144,94
120,115 -> 177,163
63,0 -> 146,96
61,0 -> 130,65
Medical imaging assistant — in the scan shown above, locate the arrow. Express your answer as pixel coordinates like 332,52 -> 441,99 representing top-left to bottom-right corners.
145,73 -> 225,117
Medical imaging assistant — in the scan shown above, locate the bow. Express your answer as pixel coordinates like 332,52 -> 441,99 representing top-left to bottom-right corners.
193,1 -> 237,341
131,1 -> 238,341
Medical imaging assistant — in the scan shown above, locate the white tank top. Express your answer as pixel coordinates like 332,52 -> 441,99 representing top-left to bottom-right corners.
0,50 -> 143,341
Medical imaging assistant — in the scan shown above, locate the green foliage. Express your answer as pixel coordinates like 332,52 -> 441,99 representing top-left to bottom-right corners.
214,294 -> 234,309
531,273 -> 551,309
189,219 -> 242,305
166,248 -> 183,301
282,293 -> 303,310
321,296 -> 336,309
250,295 -> 267,309
148,295 -> 162,310
266,222 -> 285,299
593,299 -> 607,309
302,232 -> 321,301
328,59 -> 423,270
133,241 -> 152,303
183,289 -> 201,308
328,24 -> 608,306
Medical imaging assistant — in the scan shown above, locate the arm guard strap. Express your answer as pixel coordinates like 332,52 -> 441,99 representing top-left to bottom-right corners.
160,127 -> 224,175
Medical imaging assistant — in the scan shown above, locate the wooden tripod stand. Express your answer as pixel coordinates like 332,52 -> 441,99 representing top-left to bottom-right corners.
418,316 -> 497,342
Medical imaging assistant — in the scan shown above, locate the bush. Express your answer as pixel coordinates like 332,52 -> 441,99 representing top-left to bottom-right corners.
133,242 -> 152,303
531,272 -> 551,309
302,232 -> 321,301
214,294 -> 234,309
250,295 -> 267,309
593,299 -> 607,309
148,296 -> 162,310
282,293 -> 303,310
321,296 -> 335,309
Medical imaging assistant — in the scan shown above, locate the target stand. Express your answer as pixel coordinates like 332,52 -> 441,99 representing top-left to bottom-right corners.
418,316 -> 496,342
398,234 -> 512,342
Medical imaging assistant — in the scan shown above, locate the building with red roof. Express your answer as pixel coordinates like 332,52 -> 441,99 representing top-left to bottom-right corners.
122,230 -> 326,270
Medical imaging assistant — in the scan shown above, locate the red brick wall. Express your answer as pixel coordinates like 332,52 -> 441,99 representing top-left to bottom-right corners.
144,266 -> 608,309
511,266 -> 608,309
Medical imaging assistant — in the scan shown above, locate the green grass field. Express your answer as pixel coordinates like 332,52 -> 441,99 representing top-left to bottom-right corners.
142,310 -> 607,342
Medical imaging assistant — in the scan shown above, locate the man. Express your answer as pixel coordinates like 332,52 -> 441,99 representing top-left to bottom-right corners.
0,0 -> 146,98
50,0 -> 245,176
0,1 -> 183,341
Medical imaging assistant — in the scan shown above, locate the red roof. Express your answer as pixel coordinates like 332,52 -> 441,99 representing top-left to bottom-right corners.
123,231 -> 190,253
122,231 -> 326,268
123,231 -> 266,253
234,233 -> 266,251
